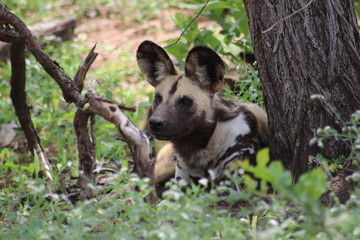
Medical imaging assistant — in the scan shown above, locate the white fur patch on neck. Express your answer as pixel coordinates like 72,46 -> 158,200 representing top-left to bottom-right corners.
213,113 -> 251,146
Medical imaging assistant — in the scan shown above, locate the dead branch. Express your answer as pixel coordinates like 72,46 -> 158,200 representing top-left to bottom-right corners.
9,41 -> 53,181
85,92 -> 154,179
0,26 -> 24,42
84,91 -> 156,203
0,4 -> 84,106
74,44 -> 98,93
1,4 -> 156,202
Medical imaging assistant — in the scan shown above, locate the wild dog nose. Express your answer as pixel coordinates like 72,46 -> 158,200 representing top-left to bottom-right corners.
149,117 -> 165,130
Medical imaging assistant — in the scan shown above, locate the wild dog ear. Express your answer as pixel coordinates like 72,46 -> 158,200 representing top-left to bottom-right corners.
185,46 -> 225,93
137,41 -> 177,87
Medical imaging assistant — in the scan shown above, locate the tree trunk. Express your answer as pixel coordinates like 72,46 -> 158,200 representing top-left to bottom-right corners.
244,0 -> 360,178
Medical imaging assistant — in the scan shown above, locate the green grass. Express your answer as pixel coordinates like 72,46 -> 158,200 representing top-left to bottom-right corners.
2,0 -> 177,25
0,1 -> 360,239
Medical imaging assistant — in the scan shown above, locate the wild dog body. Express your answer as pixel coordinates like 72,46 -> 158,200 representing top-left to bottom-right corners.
137,41 -> 268,185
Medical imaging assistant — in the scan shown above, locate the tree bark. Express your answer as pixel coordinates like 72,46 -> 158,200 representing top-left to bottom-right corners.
74,110 -> 96,200
244,0 -> 360,179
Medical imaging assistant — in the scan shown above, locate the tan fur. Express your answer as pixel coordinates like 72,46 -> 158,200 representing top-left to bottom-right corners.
155,75 -> 215,122
154,143 -> 176,184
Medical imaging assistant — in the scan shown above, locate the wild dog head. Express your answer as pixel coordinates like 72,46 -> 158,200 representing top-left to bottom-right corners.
136,41 -> 225,141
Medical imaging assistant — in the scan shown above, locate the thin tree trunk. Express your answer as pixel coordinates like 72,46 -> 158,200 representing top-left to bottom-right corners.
10,42 -> 53,180
244,0 -> 360,179
74,110 -> 96,200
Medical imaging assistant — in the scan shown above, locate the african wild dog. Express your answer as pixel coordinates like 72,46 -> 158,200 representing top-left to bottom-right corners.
136,40 -> 269,185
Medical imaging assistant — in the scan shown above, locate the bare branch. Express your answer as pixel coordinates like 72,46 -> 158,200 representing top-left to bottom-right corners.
0,4 -> 84,106
74,43 -> 98,93
83,91 -> 156,203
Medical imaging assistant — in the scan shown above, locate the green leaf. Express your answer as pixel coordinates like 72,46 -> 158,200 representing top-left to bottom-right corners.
243,174 -> 257,190
172,13 -> 186,29
253,168 -> 273,183
294,168 -> 327,200
256,148 -> 270,167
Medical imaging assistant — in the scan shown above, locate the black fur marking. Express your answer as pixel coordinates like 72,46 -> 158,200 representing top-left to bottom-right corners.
169,75 -> 183,96
217,107 -> 262,166
173,111 -> 217,168
214,105 -> 265,167
176,161 -> 183,170
240,106 -> 258,135
215,134 -> 259,168
149,99 -> 199,140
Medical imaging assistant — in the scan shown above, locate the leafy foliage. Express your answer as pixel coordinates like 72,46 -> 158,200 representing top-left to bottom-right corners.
166,0 -> 252,67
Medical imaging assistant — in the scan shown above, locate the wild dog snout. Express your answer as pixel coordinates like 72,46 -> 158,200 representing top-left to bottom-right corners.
149,116 -> 165,131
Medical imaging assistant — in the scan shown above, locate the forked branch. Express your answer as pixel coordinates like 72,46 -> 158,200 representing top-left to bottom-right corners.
1,4 -> 155,202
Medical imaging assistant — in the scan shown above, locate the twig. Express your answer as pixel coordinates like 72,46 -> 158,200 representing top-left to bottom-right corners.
164,0 -> 210,49
262,0 -> 316,35
74,43 -> 98,93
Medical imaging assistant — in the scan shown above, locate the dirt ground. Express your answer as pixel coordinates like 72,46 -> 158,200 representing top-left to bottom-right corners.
75,8 -> 209,69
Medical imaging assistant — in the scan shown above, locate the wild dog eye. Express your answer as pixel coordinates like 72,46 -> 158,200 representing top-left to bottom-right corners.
154,93 -> 162,103
153,93 -> 162,108
178,96 -> 193,107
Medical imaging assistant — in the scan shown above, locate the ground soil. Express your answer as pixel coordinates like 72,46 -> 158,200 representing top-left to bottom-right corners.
75,8 -> 210,69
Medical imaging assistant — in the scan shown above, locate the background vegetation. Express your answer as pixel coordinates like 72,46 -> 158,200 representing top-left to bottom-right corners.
0,0 -> 359,239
